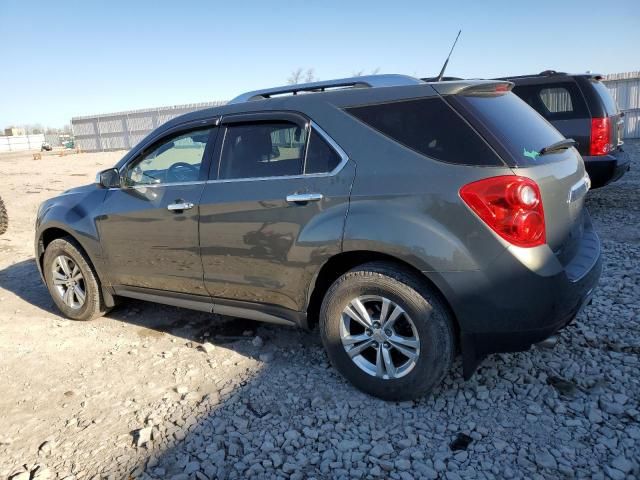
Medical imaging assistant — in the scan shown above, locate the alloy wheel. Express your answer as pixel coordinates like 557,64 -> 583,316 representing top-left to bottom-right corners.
51,255 -> 86,310
340,295 -> 420,379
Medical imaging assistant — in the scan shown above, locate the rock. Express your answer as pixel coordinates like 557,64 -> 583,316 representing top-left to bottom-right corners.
176,385 -> 188,395
184,461 -> 200,474
535,450 -> 557,469
38,440 -> 53,455
370,442 -> 394,458
31,466 -> 54,480
395,458 -> 411,471
251,336 -> 264,348
303,427 -> 319,439
9,472 -> 30,480
611,457 -> 633,474
135,426 -> 153,446
259,352 -> 274,362
198,342 -> 216,354
527,403 -> 543,415
603,465 -> 625,480
588,407 -> 603,423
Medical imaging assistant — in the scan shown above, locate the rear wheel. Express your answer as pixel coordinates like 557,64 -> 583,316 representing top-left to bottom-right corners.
43,237 -> 108,321
319,262 -> 455,401
0,196 -> 7,235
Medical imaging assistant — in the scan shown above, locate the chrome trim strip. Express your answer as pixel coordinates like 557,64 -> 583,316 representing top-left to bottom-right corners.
109,122 -> 350,189
108,180 -> 206,191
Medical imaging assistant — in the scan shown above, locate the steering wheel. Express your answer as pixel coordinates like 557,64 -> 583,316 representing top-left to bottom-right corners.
167,162 -> 198,183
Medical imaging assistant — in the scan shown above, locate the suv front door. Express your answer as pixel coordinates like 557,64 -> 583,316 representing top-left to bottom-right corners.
199,112 -> 355,314
97,121 -> 218,296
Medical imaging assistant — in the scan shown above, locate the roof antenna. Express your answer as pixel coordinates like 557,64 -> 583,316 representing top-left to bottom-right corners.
436,30 -> 462,82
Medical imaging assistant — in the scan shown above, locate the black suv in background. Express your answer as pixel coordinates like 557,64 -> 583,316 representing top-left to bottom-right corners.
500,71 -> 630,188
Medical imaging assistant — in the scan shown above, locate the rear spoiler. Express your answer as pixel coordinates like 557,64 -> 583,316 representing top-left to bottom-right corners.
430,80 -> 514,96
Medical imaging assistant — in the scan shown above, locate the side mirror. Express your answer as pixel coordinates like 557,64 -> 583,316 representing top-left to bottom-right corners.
95,168 -> 121,189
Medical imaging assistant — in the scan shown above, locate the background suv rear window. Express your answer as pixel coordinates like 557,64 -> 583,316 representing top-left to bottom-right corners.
512,82 -> 589,120
345,97 -> 502,166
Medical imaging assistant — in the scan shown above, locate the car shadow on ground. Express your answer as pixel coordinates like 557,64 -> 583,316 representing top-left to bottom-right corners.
0,257 -> 563,479
0,257 -> 300,349
0,258 -> 58,314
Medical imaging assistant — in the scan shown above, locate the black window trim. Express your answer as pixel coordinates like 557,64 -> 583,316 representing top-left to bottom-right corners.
116,117 -> 220,189
208,112 -> 349,183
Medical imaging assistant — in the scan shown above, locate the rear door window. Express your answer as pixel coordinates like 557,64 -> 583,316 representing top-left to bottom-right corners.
453,92 -> 566,166
218,122 -> 307,180
345,97 -> 503,166
512,82 -> 589,120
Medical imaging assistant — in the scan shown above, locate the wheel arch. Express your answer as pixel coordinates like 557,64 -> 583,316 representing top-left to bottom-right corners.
37,225 -> 116,308
305,250 -> 461,343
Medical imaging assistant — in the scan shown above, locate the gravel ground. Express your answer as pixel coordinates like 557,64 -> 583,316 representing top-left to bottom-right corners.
1,143 -> 639,480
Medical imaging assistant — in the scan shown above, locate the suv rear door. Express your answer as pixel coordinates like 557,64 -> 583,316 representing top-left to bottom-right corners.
450,89 -> 590,263
199,112 -> 355,314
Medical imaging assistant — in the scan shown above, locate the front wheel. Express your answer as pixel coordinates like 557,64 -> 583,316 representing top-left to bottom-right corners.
43,237 -> 109,321
320,262 -> 455,401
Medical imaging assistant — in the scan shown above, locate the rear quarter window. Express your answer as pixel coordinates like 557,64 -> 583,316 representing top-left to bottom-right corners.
591,80 -> 619,115
345,97 -> 503,166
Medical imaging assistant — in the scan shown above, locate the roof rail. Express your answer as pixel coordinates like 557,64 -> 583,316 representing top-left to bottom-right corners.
229,74 -> 424,104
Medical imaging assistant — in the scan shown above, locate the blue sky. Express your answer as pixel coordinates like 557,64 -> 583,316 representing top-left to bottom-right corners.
1,0 -> 638,127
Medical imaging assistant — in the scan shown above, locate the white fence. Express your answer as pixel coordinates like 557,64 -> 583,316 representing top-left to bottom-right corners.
603,71 -> 640,139
71,102 -> 226,152
68,72 -> 640,153
0,134 -> 45,152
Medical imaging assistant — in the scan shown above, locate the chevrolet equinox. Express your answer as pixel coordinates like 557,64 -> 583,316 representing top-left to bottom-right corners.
35,75 -> 602,400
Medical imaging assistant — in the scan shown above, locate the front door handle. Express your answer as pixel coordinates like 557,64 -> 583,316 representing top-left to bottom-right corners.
167,201 -> 194,212
286,193 -> 323,204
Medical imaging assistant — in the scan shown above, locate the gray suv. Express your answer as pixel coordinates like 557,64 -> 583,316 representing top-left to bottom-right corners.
35,75 -> 602,400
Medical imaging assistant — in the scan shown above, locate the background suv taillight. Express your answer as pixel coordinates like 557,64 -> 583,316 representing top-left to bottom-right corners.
460,176 -> 546,248
590,117 -> 611,156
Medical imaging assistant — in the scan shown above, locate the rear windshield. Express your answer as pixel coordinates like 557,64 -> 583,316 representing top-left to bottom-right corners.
345,97 -> 503,166
591,81 -> 618,115
454,92 -> 565,166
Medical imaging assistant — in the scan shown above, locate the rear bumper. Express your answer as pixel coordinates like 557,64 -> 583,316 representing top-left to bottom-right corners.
583,148 -> 631,188
435,213 -> 602,378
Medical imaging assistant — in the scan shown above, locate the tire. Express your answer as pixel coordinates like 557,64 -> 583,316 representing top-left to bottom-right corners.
320,262 -> 455,401
43,237 -> 109,321
0,196 -> 7,236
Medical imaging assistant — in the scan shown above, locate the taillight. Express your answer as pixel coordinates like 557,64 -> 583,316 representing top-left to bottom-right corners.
460,176 -> 546,248
590,117 -> 611,156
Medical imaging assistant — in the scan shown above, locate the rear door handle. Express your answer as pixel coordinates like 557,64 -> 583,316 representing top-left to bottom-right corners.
167,201 -> 194,211
286,193 -> 323,204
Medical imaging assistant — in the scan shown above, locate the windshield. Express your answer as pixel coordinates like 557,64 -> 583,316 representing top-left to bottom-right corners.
455,92 -> 566,166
